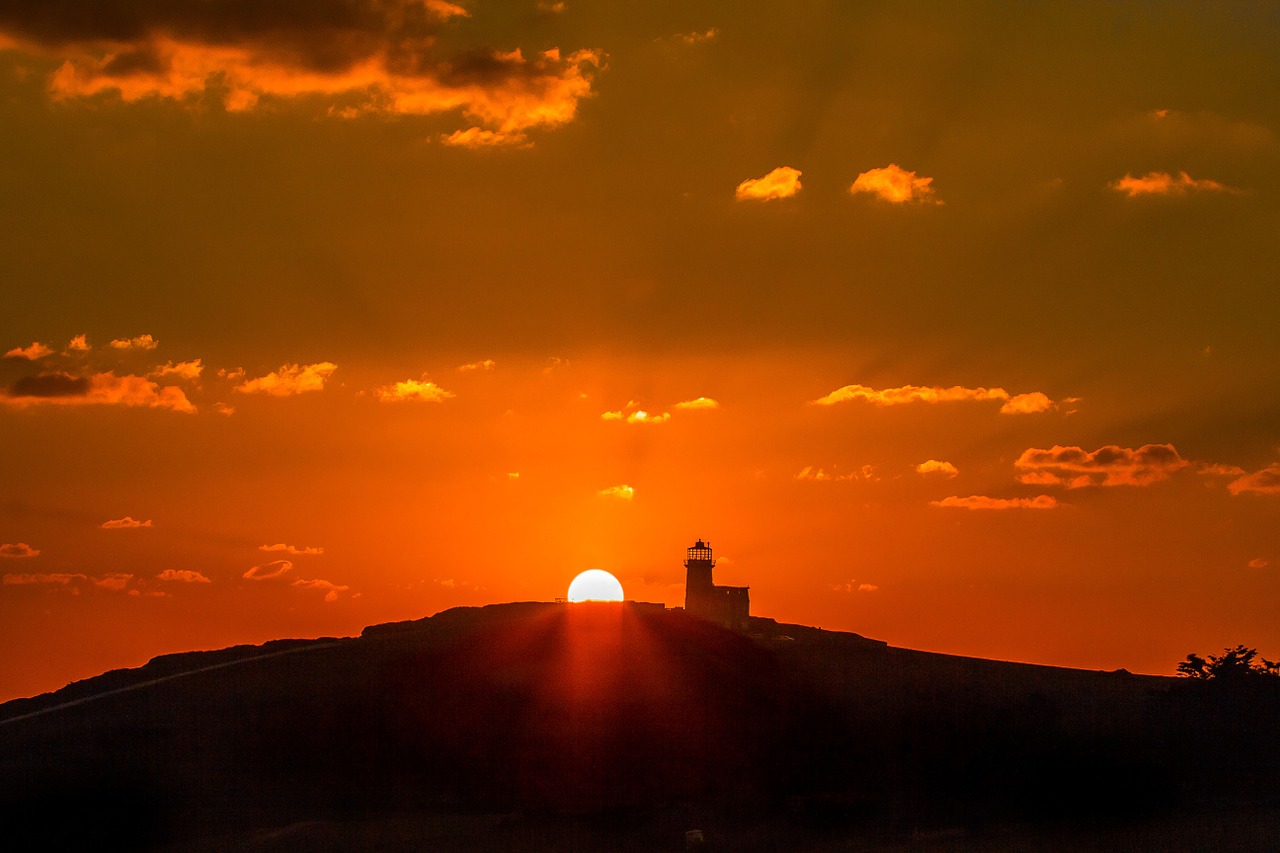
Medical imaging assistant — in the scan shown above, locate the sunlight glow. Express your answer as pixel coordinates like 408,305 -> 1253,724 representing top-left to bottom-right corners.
567,569 -> 624,602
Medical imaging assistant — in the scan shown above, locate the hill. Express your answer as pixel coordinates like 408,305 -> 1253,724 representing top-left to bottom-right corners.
3,602 -> 1279,851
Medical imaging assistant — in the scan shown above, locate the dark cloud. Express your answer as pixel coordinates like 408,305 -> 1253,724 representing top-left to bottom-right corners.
9,372 -> 90,398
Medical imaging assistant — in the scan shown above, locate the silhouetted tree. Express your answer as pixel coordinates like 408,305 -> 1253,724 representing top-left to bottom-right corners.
1177,645 -> 1280,683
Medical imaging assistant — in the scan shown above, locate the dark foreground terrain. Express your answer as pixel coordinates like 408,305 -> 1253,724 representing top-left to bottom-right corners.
3,602 -> 1279,851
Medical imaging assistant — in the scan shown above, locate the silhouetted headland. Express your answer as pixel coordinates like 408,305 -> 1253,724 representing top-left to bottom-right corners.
4,601 -> 1279,851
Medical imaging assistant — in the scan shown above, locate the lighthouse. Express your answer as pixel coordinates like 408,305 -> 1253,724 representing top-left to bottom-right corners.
683,539 -> 750,631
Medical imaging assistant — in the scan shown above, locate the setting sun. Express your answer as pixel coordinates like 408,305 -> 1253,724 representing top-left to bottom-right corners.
567,569 -> 624,603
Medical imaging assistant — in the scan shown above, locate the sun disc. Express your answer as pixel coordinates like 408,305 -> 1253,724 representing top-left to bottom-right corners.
567,569 -> 624,602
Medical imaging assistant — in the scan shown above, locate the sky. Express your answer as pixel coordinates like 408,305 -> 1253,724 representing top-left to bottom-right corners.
2,0 -> 1279,702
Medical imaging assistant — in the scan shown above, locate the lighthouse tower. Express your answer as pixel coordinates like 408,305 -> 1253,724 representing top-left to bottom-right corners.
683,539 -> 750,631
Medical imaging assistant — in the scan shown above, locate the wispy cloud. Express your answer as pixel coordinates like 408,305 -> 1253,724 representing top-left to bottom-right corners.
3,572 -> 87,586
834,580 -> 879,592
243,560 -> 292,581
101,516 -> 152,529
931,495 -> 1058,510
812,383 -> 1053,414
259,543 -> 325,556
0,543 -> 40,559
109,334 -> 158,350
3,371 -> 195,412
157,569 -> 212,583
67,334 -> 90,352
735,166 -> 802,201
602,408 -> 670,424
795,465 -> 877,482
597,484 -> 635,500
674,397 -> 719,410
849,164 -> 938,204
669,28 -> 718,46
3,571 -> 137,592
1111,171 -> 1235,197
292,577 -> 350,602
1228,463 -> 1280,496
1016,444 -> 1188,488
373,377 -> 454,402
915,460 -> 958,478
149,359 -> 203,380
237,362 -> 337,396
4,342 -> 53,360
457,359 -> 496,372
0,4 -> 604,144
1247,558 -> 1270,569
441,127 -> 533,148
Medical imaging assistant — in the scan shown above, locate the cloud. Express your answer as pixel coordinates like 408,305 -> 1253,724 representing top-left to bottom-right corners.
157,569 -> 212,583
4,342 -> 53,360
373,376 -> 454,402
671,28 -> 718,46
0,4 -> 604,142
92,573 -> 134,591
812,383 -> 1052,413
931,495 -> 1059,510
1228,463 -> 1280,496
916,460 -> 958,478
237,362 -> 337,396
243,560 -> 293,581
0,543 -> 40,558
101,516 -> 153,529
150,359 -> 203,380
3,572 -> 87,586
259,543 -> 325,555
3,371 -> 195,412
849,164 -> 938,204
601,408 -> 669,424
292,577 -> 350,602
674,396 -> 719,410
1111,171 -> 1235,197
109,334 -> 158,350
735,166 -> 802,201
457,359 -> 496,372
1247,558 -> 1270,569
67,334 -> 90,352
597,484 -> 635,500
834,580 -> 879,593
1015,444 -> 1189,488
441,127 -> 532,148
795,465 -> 877,482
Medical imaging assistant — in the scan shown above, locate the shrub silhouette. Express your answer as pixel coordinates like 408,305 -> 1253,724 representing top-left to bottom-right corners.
1177,645 -> 1280,683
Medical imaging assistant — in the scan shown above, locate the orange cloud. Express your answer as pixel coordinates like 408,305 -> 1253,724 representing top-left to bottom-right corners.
3,572 -> 88,586
101,516 -> 152,529
292,577 -> 351,602
3,371 -> 195,412
812,383 -> 1053,413
373,377 -> 454,402
441,127 -> 532,148
2,0 -> 606,143
674,397 -> 719,410
931,495 -> 1059,510
92,573 -> 134,591
259,543 -> 325,556
4,341 -> 53,360
238,362 -> 337,396
795,465 -> 877,482
597,484 -> 635,500
109,334 -> 158,350
1228,463 -> 1280,496
150,359 -> 203,380
735,167 -> 802,201
602,408 -> 669,424
1247,558 -> 1270,569
916,460 -> 958,477
834,580 -> 879,592
1015,444 -> 1188,488
849,164 -> 938,204
243,560 -> 292,581
457,359 -> 496,372
1,543 -> 40,558
672,29 -> 719,46
67,334 -> 90,352
1111,171 -> 1234,197
157,569 -> 212,583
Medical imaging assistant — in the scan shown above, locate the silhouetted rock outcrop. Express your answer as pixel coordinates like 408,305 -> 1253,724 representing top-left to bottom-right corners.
3,602 -> 1279,851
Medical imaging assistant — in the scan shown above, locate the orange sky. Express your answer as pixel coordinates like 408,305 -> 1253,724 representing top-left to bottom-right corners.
2,1 -> 1279,702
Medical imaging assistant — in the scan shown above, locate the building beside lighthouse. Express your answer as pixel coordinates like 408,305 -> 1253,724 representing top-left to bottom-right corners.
683,539 -> 750,631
